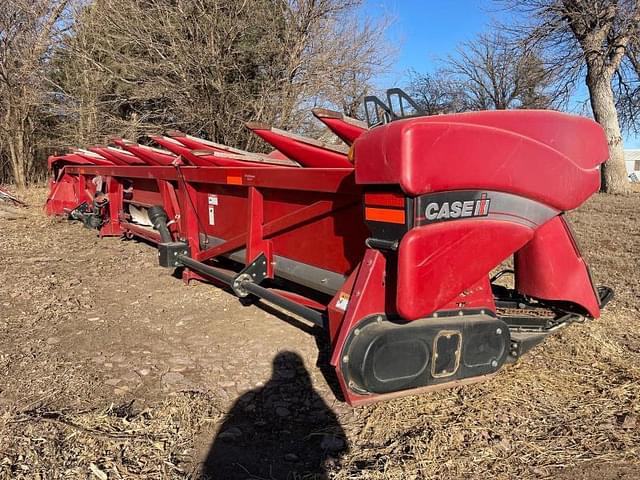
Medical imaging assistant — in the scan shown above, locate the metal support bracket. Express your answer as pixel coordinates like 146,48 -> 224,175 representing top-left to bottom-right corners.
231,253 -> 268,297
158,241 -> 190,268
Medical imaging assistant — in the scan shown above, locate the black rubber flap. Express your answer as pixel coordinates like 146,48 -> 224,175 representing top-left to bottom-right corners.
341,314 -> 509,395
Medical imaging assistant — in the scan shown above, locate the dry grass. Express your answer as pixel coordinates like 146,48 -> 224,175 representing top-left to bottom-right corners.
334,327 -> 640,479
0,393 -> 221,479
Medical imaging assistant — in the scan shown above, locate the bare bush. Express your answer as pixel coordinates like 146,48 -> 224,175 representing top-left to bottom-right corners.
50,0 -> 392,152
0,0 -> 71,187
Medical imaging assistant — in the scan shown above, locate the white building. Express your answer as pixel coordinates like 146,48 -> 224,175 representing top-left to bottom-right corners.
625,149 -> 640,177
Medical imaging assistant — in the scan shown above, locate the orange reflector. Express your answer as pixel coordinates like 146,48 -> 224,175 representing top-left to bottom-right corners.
364,192 -> 405,207
347,145 -> 355,163
226,175 -> 243,185
365,207 -> 406,224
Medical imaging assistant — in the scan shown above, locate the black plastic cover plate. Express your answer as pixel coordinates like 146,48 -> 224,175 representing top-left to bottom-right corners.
341,313 -> 510,395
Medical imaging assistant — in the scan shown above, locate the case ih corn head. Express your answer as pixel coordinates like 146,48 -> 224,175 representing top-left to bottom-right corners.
46,90 -> 613,405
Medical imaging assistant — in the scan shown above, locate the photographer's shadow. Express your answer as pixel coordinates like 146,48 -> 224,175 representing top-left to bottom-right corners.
201,351 -> 348,479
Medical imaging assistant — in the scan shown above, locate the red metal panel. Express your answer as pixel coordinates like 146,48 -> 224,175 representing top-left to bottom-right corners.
100,176 -> 123,237
421,109 -> 608,169
246,123 -> 353,168
179,177 -> 204,257
64,165 -> 357,193
88,147 -> 130,166
195,199 -> 339,262
48,153 -> 93,170
260,193 -> 365,274
245,186 -> 268,266
45,173 -> 79,215
327,266 -> 359,341
150,136 -> 217,167
157,179 -> 180,237
169,132 -> 249,155
515,216 -> 600,317
312,108 -> 367,145
127,178 -> 163,206
439,276 -> 495,312
396,219 -> 534,320
112,140 -> 175,166
329,249 -> 389,405
73,151 -> 116,166
193,184 -> 366,275
354,111 -> 607,211
90,147 -> 146,166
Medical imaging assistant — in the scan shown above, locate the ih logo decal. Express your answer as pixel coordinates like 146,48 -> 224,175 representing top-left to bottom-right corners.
424,193 -> 491,221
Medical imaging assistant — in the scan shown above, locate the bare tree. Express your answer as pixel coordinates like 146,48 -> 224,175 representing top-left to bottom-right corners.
49,0 -> 391,153
278,8 -> 394,123
0,0 -> 70,188
446,32 -> 557,110
409,32 -> 558,115
499,0 -> 640,194
408,70 -> 469,115
614,39 -> 640,135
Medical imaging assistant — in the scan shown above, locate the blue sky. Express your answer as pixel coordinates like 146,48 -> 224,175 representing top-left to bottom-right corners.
363,0 -> 503,85
362,0 -> 640,147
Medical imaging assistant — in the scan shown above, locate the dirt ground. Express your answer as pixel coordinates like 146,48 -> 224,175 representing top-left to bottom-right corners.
0,187 -> 639,479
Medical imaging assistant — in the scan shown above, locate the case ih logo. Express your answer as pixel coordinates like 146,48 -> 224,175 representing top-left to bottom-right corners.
424,193 -> 491,222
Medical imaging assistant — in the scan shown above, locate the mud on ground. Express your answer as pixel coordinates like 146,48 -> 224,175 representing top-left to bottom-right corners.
0,187 -> 639,479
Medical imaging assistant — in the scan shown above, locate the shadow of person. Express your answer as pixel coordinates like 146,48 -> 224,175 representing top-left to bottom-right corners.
201,351 -> 349,479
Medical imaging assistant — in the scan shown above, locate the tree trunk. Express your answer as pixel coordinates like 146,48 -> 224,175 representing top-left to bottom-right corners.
586,69 -> 630,194
8,136 -> 27,189
6,105 -> 30,189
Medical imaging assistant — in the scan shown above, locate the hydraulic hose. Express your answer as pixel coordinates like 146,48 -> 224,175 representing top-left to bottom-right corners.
148,205 -> 172,243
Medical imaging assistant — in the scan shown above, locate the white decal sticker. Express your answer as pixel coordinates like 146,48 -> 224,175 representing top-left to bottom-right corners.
335,292 -> 350,311
208,195 -> 218,225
